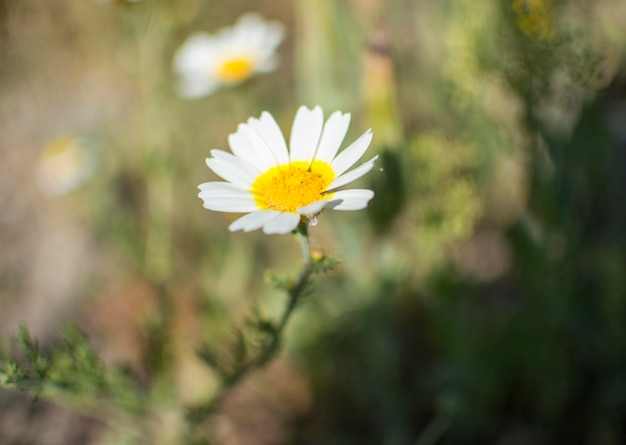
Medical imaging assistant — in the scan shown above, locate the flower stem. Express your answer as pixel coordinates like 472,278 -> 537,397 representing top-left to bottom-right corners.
186,223 -> 314,429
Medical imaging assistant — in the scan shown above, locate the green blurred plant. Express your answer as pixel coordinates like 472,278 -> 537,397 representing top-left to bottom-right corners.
0,223 -> 337,443
0,325 -> 144,415
408,132 -> 482,265
185,224 -> 338,431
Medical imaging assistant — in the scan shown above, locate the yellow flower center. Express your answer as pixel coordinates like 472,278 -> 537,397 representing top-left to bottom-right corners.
252,160 -> 335,213
512,0 -> 556,41
216,57 -> 255,82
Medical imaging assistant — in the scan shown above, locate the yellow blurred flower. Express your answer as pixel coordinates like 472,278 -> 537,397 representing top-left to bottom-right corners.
513,0 -> 557,42
35,136 -> 95,195
173,13 -> 285,99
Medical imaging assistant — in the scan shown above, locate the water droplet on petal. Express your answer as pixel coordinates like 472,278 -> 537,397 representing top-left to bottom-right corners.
308,216 -> 318,226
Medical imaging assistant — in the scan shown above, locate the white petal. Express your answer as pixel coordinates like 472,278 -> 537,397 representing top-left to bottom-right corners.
201,197 -> 258,213
330,129 -> 373,176
177,76 -> 219,99
246,112 -> 289,164
229,124 -> 280,170
255,55 -> 280,73
314,112 -> 351,164
289,106 -> 324,163
228,131 -> 264,168
257,22 -> 285,51
262,212 -> 300,235
198,182 -> 251,197
209,149 -> 260,176
198,181 -> 246,192
205,152 -> 257,189
229,210 -> 282,232
327,155 -> 379,190
231,13 -> 266,46
232,14 -> 284,54
297,200 -> 329,216
175,44 -> 221,97
198,182 -> 254,203
325,189 -> 375,211
173,33 -> 217,73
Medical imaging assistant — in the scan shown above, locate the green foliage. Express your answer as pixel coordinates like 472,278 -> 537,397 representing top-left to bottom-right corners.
366,149 -> 407,234
46,326 -> 107,398
291,69 -> 626,445
0,226 -> 337,440
1,326 -> 50,394
186,226 -> 338,433
407,132 -> 482,264
1,0 -> 624,443
0,325 -> 143,415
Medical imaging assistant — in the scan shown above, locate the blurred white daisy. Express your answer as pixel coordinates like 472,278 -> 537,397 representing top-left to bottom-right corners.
36,136 -> 96,195
173,13 -> 285,99
198,106 -> 378,235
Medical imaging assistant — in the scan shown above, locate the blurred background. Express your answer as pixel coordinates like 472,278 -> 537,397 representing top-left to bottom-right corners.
1,0 -> 626,443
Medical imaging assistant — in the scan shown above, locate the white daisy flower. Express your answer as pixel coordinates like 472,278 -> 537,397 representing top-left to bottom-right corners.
35,136 -> 96,196
173,13 -> 285,99
198,106 -> 378,235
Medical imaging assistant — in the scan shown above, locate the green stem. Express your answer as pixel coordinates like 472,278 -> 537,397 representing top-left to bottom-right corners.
186,223 -> 313,427
132,2 -> 174,284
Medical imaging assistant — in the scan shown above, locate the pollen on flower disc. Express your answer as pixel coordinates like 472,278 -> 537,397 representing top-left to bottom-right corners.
252,160 -> 335,213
